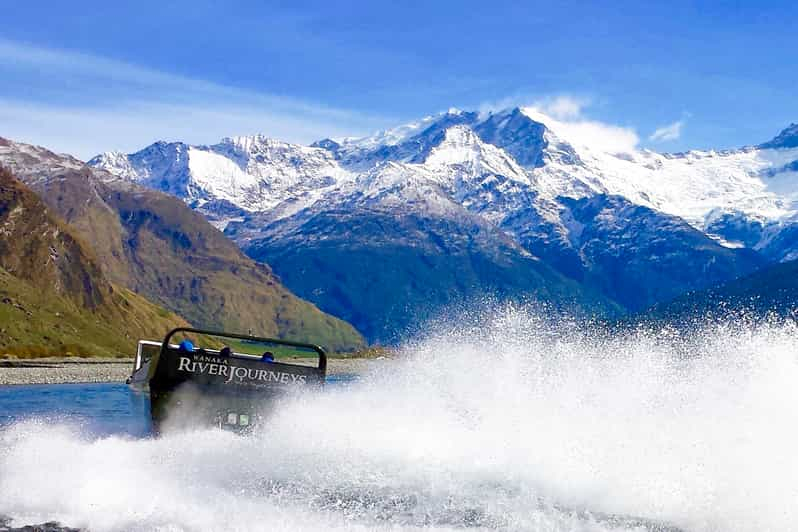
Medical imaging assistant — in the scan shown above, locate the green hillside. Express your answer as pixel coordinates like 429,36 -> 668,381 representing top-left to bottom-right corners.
0,271 -> 189,357
0,166 -> 188,357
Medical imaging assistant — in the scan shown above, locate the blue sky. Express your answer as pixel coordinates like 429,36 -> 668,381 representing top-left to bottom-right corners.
1,0 -> 796,159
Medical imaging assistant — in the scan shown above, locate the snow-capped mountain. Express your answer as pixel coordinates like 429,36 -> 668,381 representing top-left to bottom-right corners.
90,135 -> 351,215
93,108 -> 798,234
88,107 -> 797,341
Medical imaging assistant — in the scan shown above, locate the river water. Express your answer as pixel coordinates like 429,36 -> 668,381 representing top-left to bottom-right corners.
1,307 -> 797,531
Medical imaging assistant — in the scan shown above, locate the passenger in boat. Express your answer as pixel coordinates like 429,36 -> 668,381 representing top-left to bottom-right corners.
219,346 -> 232,357
261,351 -> 275,363
178,339 -> 194,352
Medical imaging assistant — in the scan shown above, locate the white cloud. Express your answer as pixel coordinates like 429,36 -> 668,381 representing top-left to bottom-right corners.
519,101 -> 640,154
0,39 -> 391,159
477,92 -> 639,153
554,120 -> 640,153
649,120 -> 685,142
533,95 -> 590,120
478,93 -> 589,119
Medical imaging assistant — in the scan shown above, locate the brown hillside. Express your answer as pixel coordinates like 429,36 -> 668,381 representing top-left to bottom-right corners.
0,166 -> 106,309
0,166 -> 188,357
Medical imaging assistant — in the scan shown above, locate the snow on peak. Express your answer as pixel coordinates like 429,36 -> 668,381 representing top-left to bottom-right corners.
428,124 -> 481,151
0,137 -> 86,183
214,134 -> 319,157
342,161 -> 461,217
218,134 -> 276,151
424,125 -> 531,186
338,113 -> 442,150
88,150 -> 140,180
88,135 -> 352,213
322,108 -> 481,168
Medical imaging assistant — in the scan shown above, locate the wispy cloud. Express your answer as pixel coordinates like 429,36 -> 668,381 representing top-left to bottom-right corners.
533,95 -> 591,120
554,119 -> 639,153
477,93 -> 590,119
0,39 -> 392,159
491,94 -> 641,153
649,119 -> 685,142
478,92 -> 639,152
534,95 -> 640,153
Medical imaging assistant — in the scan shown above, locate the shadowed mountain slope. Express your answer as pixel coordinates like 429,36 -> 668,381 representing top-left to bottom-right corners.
644,258 -> 798,323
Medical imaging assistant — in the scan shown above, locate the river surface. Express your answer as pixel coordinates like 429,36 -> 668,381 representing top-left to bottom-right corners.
0,383 -> 153,438
2,308 -> 798,531
0,375 -> 357,438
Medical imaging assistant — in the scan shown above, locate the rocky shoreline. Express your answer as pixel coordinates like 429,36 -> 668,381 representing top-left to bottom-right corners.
0,515 -> 80,532
0,357 -> 375,386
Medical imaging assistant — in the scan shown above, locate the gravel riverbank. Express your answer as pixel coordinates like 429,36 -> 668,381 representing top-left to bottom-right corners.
0,359 -> 132,386
0,357 -> 376,385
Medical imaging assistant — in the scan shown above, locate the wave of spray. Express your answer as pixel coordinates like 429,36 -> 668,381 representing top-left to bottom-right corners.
2,305 -> 798,531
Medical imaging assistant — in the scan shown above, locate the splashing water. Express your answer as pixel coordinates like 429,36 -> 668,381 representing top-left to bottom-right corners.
2,306 -> 798,531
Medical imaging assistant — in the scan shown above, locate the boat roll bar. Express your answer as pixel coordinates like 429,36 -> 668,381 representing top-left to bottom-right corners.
159,327 -> 327,373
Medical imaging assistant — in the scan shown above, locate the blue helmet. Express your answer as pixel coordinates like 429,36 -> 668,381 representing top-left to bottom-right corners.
178,339 -> 195,352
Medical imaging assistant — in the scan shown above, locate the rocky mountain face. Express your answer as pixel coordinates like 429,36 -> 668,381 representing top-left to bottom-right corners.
0,165 -> 189,356
0,166 -> 105,310
89,108 -> 798,343
557,194 -> 764,311
0,138 -> 364,352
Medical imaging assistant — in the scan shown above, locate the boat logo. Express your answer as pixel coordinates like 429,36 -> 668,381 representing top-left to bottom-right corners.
176,356 -> 308,385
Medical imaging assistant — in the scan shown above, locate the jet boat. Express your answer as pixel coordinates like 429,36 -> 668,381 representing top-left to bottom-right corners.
128,327 -> 327,433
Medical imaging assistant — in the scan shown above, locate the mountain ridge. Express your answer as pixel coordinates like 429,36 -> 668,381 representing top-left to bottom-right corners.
89,108 -> 798,234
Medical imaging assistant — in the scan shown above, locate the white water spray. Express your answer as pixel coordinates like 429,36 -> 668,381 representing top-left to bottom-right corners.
2,306 -> 798,531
